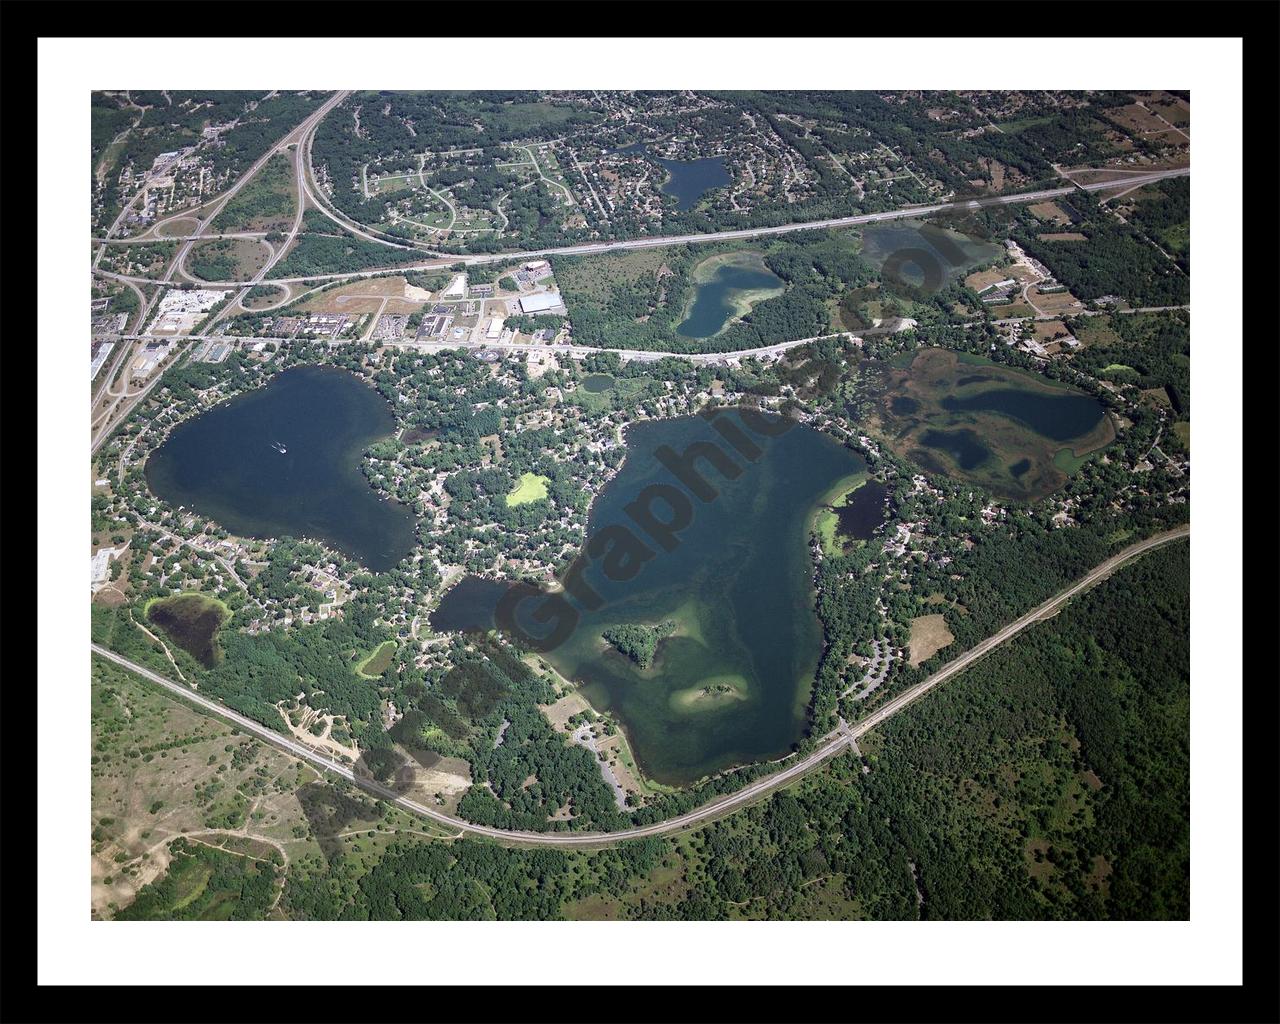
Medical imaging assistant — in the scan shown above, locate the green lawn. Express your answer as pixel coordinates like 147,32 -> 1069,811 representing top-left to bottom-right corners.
356,640 -> 396,679
505,472 -> 550,507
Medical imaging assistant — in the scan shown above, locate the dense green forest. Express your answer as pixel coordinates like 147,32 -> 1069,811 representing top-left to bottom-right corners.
600,621 -> 676,668
554,231 -> 875,354
1014,191 -> 1189,306
115,838 -> 279,921
266,232 -> 426,279
1073,310 -> 1191,419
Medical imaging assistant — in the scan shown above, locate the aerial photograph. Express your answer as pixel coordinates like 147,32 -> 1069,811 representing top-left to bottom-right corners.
87,87 -> 1191,923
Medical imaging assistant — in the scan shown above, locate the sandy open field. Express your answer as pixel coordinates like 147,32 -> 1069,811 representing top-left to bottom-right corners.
908,613 -> 955,667
1027,201 -> 1072,226
1029,286 -> 1084,316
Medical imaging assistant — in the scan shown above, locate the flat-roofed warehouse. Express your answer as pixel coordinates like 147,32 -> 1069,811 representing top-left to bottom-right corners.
518,291 -> 563,314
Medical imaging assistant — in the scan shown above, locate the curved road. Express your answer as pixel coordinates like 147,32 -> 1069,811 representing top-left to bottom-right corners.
89,525 -> 1188,848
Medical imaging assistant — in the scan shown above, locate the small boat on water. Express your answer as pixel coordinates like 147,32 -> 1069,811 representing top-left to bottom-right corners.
271,441 -> 288,454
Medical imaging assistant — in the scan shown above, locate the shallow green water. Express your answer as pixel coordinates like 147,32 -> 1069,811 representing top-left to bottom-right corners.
861,219 -> 1003,289
582,374 -> 616,393
676,260 -> 784,339
145,366 -> 417,572
432,410 -> 866,785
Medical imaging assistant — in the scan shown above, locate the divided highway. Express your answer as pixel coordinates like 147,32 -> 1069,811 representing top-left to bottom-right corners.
94,165 -> 1191,289
88,524 -> 1188,849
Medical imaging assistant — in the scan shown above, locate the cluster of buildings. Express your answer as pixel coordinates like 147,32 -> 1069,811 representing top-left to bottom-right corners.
371,314 -> 409,342
131,339 -> 177,381
194,338 -> 232,363
295,313 -> 352,340
149,288 -> 227,335
414,313 -> 455,339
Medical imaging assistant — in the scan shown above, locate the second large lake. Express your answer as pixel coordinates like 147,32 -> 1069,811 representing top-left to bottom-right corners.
145,365 -> 417,572
432,410 -> 866,785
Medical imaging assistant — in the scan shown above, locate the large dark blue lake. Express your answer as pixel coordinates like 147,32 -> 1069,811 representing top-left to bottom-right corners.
145,365 -> 417,572
431,410 -> 866,785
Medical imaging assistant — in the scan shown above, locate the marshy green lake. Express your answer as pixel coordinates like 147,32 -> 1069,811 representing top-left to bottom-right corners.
146,592 -> 229,668
677,252 -> 785,339
873,348 -> 1114,499
431,410 -> 866,785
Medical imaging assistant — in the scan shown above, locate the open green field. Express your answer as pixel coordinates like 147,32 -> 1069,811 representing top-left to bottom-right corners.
505,472 -> 550,507
356,639 -> 396,679
554,247 -> 674,306
211,152 -> 297,234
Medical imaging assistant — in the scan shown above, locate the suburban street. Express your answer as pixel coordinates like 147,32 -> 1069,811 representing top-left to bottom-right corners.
90,524 -> 1188,849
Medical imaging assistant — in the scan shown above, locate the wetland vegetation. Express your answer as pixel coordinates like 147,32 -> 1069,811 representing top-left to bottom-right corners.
867,348 -> 1114,500
145,592 -> 230,668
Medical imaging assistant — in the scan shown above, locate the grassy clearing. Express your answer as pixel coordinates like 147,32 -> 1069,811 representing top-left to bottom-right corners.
908,613 -> 955,667
505,472 -> 550,507
356,640 -> 396,679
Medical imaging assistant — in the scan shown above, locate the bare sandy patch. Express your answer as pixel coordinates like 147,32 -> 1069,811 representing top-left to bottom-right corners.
1034,319 -> 1071,343
541,691 -> 591,732
1027,201 -> 1072,226
965,267 -> 1015,292
276,703 -> 359,763
908,613 -> 955,666
1030,287 -> 1084,316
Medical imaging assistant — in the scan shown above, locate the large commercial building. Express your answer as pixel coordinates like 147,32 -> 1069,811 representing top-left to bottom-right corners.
518,291 -> 563,314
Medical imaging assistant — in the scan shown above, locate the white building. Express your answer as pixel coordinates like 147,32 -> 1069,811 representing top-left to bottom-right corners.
149,288 -> 227,335
91,547 -> 124,592
518,291 -> 563,314
485,316 -> 505,340
442,274 -> 468,299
